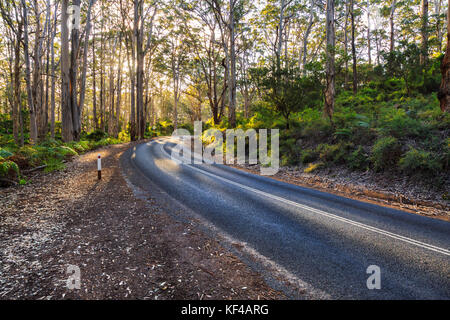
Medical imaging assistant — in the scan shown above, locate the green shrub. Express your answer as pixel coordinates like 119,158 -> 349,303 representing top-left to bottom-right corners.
57,146 -> 78,158
301,119 -> 333,142
442,138 -> 450,170
399,148 -> 442,174
279,137 -> 302,166
43,158 -> 66,173
0,148 -> 13,158
118,130 -> 130,142
300,149 -> 318,164
370,136 -> 402,171
39,139 -> 62,148
18,145 -> 38,158
94,138 -> 121,148
316,143 -> 350,164
346,146 -> 369,170
0,160 -> 19,178
18,146 -> 41,166
378,108 -> 429,138
86,130 -> 108,141
67,140 -> 92,153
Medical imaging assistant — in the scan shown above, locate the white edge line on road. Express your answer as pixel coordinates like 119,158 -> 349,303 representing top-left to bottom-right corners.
157,140 -> 450,257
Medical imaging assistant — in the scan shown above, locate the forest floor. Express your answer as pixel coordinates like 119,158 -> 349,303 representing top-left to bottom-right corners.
230,163 -> 450,222
0,141 -> 284,300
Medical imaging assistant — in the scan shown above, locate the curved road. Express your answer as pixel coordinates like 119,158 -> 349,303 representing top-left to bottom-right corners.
128,137 -> 450,299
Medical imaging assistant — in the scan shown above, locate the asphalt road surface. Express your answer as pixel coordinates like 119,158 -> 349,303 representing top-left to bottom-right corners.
127,137 -> 450,299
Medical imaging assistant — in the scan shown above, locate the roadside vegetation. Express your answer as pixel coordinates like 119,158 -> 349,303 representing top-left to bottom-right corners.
0,120 -> 129,186
0,1 -> 449,191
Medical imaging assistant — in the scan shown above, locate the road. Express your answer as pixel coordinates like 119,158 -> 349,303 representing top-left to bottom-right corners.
127,137 -> 450,299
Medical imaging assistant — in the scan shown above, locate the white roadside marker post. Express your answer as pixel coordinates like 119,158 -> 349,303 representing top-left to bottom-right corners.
97,154 -> 102,180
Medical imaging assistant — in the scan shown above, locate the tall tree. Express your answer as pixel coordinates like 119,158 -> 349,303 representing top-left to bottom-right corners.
324,0 -> 335,122
389,0 -> 397,54
366,0 -> 371,65
438,2 -> 450,113
420,0 -> 429,66
350,0 -> 357,93
21,0 -> 38,144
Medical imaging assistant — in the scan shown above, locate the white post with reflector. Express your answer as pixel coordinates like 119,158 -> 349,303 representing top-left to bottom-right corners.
97,154 -> 102,180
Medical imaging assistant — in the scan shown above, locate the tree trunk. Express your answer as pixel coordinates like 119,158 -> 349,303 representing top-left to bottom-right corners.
78,0 -> 95,121
438,2 -> 450,112
92,26 -> 98,130
70,0 -> 81,141
351,0 -> 357,93
375,31 -> 380,65
277,0 -> 285,73
390,0 -> 396,54
229,0 -> 236,128
33,0 -> 45,141
108,50 -> 115,136
302,0 -> 315,76
21,0 -> 38,144
129,0 -> 139,141
367,1 -> 371,65
116,37 -> 123,136
344,0 -> 349,88
61,0 -> 73,141
420,0 -> 429,66
100,3 -> 105,132
136,4 -> 145,139
324,0 -> 335,122
12,22 -> 23,145
435,0 -> 443,50
50,2 -> 57,138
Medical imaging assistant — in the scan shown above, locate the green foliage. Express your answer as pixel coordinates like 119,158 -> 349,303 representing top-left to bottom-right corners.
346,146 -> 369,170
443,138 -> 450,170
0,148 -> 13,158
118,130 -> 130,142
298,109 -> 333,142
280,141 -> 301,167
250,65 -> 323,128
316,143 -> 351,165
18,146 -> 39,165
0,132 -> 126,186
370,136 -> 402,172
43,158 -> 66,173
0,160 -> 20,178
58,146 -> 78,157
378,107 -> 429,138
179,123 -> 194,134
67,140 -> 92,153
300,149 -> 318,164
86,130 -> 108,141
399,148 -> 442,174
156,121 -> 175,135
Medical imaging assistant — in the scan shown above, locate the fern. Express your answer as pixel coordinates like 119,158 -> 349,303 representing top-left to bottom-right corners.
0,160 -> 20,177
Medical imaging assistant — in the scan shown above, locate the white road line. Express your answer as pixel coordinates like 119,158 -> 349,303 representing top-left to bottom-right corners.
157,140 -> 450,257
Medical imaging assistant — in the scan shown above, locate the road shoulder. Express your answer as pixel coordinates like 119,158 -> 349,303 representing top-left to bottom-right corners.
0,142 -> 284,299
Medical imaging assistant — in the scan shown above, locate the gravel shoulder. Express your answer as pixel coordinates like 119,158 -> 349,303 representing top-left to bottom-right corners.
0,142 -> 284,300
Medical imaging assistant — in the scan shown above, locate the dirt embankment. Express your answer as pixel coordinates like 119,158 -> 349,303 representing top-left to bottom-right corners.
0,142 -> 284,300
